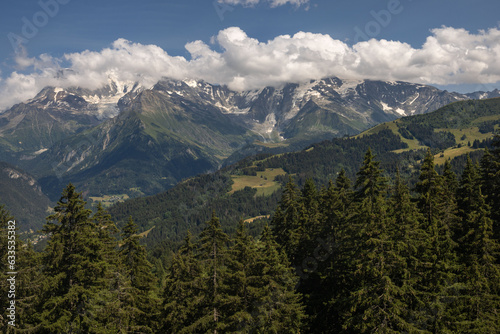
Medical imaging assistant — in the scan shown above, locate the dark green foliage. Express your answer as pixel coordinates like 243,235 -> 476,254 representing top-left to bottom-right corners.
398,126 -> 415,139
481,134 -> 500,239
354,148 -> 388,204
119,217 -> 160,333
261,128 -> 408,185
271,177 -> 303,264
451,153 -> 500,332
388,171 -> 427,331
477,120 -> 499,134
221,221 -> 261,332
0,206 -> 17,333
400,98 -> 500,129
162,231 -> 203,333
2,138 -> 500,332
109,172 -> 280,264
38,184 -> 112,333
341,152 -> 420,332
251,225 -> 306,333
195,211 -> 230,333
161,214 -> 306,333
443,159 -> 459,196
105,99 -> 500,263
8,184 -> 161,333
12,243 -> 43,332
414,150 -> 460,332
264,146 -> 499,332
93,203 -> 119,264
405,123 -> 456,149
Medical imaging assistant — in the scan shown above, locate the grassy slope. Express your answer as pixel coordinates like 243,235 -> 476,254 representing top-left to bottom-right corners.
355,98 -> 500,164
229,168 -> 287,196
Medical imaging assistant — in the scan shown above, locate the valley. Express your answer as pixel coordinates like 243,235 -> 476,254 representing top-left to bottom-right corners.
107,97 -> 500,251
1,76 -> 499,233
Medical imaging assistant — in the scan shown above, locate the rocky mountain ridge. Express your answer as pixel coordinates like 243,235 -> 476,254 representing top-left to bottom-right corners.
1,76 -> 499,200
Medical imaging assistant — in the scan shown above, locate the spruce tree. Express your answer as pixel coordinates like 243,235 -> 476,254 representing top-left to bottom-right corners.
12,242 -> 43,332
222,220 -> 261,332
252,225 -> 306,333
480,134 -> 500,239
354,148 -> 387,205
457,155 -> 482,247
443,159 -> 459,196
298,178 -> 323,255
295,179 -> 324,323
342,150 -> 415,332
93,202 -> 119,264
415,149 -> 459,333
195,211 -> 230,334
415,149 -> 442,226
119,216 -> 159,333
441,159 -> 460,234
388,170 -> 428,332
315,175 -> 353,333
271,177 -> 302,264
452,155 -> 500,332
162,231 -> 204,333
335,168 -> 353,218
38,183 -> 111,333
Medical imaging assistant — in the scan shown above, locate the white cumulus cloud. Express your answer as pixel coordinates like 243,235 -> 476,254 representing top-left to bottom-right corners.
1,26 -> 500,111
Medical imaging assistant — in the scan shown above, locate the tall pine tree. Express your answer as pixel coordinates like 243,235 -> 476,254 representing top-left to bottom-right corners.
38,184 -> 111,333
194,211 -> 230,333
415,149 -> 459,333
342,150 -> 415,332
251,225 -> 306,333
119,216 -> 159,333
271,177 -> 303,264
452,155 -> 500,332
222,220 -> 261,332
162,231 -> 204,333
480,133 -> 500,240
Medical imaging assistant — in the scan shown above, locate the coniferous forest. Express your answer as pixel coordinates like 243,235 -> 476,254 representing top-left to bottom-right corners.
1,135 -> 500,333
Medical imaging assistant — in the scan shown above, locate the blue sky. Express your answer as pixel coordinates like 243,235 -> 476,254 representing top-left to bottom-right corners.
1,0 -> 500,109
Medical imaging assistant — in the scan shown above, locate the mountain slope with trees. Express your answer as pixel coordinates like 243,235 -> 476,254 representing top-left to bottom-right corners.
2,132 -> 499,332
108,98 -> 500,256
2,78 -> 496,203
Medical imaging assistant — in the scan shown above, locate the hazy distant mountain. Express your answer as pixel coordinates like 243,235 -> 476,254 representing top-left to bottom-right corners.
0,161 -> 52,232
0,76 -> 496,199
464,88 -> 500,100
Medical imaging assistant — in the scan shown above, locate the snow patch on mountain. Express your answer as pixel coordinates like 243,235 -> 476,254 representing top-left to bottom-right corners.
380,102 -> 392,112
395,108 -> 406,116
79,79 -> 144,119
184,79 -> 198,88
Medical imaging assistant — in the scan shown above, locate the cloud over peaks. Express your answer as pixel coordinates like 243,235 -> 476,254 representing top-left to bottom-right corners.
1,26 -> 500,111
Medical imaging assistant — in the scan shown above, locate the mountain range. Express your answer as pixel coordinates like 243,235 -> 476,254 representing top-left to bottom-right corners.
1,76 -> 499,231
108,96 -> 500,254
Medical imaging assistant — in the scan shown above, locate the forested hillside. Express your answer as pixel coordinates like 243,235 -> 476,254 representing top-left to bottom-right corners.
108,98 -> 500,260
1,98 -> 500,332
2,135 -> 499,332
